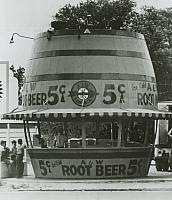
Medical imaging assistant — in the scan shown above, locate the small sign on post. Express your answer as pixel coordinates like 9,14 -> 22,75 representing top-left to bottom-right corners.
0,61 -> 10,147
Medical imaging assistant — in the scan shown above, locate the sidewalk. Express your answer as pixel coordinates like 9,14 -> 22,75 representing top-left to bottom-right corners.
1,163 -> 172,192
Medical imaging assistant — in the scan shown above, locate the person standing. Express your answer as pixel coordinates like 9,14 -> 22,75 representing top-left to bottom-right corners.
0,141 -> 10,164
10,140 -> 17,161
9,140 -> 17,177
16,139 -> 24,178
0,140 -> 5,162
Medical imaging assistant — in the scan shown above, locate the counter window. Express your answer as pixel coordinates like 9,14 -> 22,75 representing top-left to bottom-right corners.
35,120 -> 154,149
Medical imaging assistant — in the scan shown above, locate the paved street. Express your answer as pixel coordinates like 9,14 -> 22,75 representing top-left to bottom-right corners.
0,191 -> 172,200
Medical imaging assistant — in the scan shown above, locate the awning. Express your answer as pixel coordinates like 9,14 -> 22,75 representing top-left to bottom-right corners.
2,107 -> 172,121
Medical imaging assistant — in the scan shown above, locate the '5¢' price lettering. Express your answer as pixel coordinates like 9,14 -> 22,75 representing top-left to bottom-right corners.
39,160 -> 52,176
127,159 -> 143,175
48,85 -> 66,105
103,84 -> 125,104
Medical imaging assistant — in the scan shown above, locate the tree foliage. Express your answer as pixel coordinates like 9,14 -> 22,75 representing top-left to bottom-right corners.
131,7 -> 172,100
10,65 -> 25,105
54,0 -> 137,29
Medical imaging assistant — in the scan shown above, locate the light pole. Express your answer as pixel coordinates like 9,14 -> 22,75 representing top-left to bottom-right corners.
9,32 -> 34,104
9,32 -> 34,44
9,32 -> 34,105
0,61 -> 10,147
8,33 -> 34,148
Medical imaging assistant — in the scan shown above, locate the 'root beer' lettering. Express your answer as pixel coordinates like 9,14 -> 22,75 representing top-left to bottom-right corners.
96,159 -> 143,177
22,84 -> 66,106
62,164 -> 92,176
137,93 -> 157,106
38,159 -> 144,177
22,93 -> 47,106
96,164 -> 126,176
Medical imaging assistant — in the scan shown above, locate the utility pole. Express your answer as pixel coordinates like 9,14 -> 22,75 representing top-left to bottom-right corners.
0,61 -> 10,147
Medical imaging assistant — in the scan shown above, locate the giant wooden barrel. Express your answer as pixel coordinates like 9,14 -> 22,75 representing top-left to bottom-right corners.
20,29 -> 158,179
22,29 -> 157,111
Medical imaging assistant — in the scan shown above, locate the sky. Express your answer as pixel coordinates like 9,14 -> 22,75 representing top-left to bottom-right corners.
0,0 -> 172,114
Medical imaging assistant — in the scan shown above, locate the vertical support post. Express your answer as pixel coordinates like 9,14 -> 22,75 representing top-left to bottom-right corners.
64,122 -> 68,148
37,121 -> 41,138
81,122 -> 86,148
96,121 -> 100,145
121,120 -> 129,147
154,120 -> 159,144
26,121 -> 33,148
64,122 -> 67,134
6,62 -> 10,147
110,122 -> 113,147
5,61 -> 9,116
47,121 -> 53,148
23,120 -> 29,147
117,118 -> 122,147
7,123 -> 10,148
154,120 -> 159,157
144,120 -> 149,146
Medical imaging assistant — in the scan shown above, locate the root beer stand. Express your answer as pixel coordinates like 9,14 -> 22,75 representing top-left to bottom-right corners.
3,28 -> 172,179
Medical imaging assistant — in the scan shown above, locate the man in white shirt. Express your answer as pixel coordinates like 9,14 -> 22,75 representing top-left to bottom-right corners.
0,140 -> 5,162
16,139 -> 24,178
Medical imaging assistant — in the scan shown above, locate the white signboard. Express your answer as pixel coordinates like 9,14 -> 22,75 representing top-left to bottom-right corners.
0,61 -> 18,115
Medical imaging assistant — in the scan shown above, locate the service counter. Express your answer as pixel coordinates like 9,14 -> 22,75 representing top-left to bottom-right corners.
28,146 -> 152,179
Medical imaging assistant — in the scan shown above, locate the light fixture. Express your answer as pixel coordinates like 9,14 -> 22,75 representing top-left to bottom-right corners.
9,33 -> 34,44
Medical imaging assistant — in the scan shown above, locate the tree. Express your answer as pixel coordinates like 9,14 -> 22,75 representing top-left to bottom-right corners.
10,65 -> 25,105
131,6 -> 172,100
53,0 -> 137,30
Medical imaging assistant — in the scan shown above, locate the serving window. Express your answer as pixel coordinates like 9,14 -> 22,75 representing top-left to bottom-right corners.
35,119 -> 154,149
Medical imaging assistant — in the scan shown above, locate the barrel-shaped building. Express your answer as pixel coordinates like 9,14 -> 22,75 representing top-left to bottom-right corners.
4,29 -> 171,179
24,29 -> 156,111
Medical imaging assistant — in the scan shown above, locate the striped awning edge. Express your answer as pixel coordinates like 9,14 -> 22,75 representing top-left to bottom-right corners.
2,108 -> 172,120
